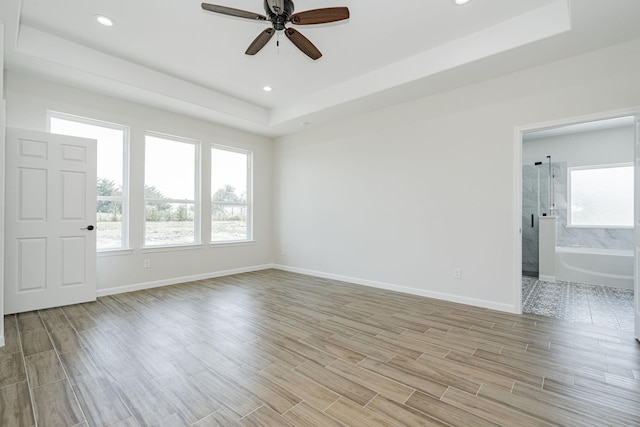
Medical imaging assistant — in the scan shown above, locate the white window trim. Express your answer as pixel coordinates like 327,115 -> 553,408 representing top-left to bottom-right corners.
568,162 -> 634,229
47,110 -> 131,251
144,131 -> 201,247
211,143 -> 253,243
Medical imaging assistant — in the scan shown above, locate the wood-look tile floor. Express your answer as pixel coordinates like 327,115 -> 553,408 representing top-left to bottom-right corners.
1,269 -> 639,426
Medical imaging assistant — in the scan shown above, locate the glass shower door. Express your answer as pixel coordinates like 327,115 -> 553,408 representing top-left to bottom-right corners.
522,163 -> 550,276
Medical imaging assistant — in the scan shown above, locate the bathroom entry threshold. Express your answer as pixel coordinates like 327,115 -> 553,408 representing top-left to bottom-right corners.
522,276 -> 634,331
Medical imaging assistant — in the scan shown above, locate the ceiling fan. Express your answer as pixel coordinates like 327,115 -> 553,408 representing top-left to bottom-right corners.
201,0 -> 350,60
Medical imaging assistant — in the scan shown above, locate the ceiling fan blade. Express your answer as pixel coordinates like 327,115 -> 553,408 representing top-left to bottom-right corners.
290,7 -> 350,25
245,28 -> 275,55
285,28 -> 322,60
201,3 -> 266,21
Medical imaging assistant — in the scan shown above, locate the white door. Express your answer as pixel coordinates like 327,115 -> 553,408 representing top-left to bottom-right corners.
4,128 -> 97,314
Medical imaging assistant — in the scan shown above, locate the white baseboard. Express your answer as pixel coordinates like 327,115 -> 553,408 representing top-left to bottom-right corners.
97,264 -> 276,297
538,275 -> 556,283
273,264 -> 518,314
96,263 -> 519,314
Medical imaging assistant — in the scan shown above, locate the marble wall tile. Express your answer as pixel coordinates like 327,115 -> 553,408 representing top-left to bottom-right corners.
522,161 -> 633,275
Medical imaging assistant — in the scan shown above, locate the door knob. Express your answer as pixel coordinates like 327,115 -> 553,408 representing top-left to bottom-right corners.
82,225 -> 95,231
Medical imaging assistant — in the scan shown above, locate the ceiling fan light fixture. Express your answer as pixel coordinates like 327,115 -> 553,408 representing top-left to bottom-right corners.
95,15 -> 115,26
201,1 -> 349,60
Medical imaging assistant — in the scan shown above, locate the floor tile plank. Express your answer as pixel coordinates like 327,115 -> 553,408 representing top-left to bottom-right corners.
32,380 -> 85,426
239,405 -> 296,427
0,382 -> 35,427
112,375 -> 177,426
220,367 -> 302,415
282,401 -> 344,427
405,390 -> 500,427
477,384 -> 604,427
357,357 -> 448,399
73,378 -> 132,427
0,353 -> 27,388
514,380 -> 640,426
325,333 -> 397,362
368,394 -> 452,427
294,361 -> 377,406
326,359 -> 415,404
0,317 -> 21,357
188,369 -> 263,418
441,387 -> 555,427
24,350 -> 66,388
20,331 -> 54,357
299,334 -> 367,364
261,363 -> 340,411
445,351 -> 543,387
192,408 -> 243,427
389,355 -> 482,395
325,397 -> 400,427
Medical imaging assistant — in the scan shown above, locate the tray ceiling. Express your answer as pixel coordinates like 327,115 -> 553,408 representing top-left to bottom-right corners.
2,0 -> 640,136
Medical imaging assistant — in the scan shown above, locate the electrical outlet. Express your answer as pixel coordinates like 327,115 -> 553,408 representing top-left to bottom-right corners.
144,259 -> 151,269
453,268 -> 462,279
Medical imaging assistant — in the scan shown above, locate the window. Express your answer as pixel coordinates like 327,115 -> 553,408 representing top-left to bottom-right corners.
48,112 -> 129,251
145,133 -> 199,246
569,164 -> 634,227
211,146 -> 251,242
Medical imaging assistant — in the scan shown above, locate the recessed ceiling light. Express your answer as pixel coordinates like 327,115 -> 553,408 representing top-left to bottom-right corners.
95,15 -> 114,27
263,86 -> 273,92
454,0 -> 471,5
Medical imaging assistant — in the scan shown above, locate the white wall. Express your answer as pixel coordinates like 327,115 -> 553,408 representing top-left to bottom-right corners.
273,39 -> 640,313
5,71 -> 273,295
523,125 -> 634,167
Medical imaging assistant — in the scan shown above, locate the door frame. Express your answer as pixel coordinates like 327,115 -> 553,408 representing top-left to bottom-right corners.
513,108 -> 639,339
0,101 -> 5,347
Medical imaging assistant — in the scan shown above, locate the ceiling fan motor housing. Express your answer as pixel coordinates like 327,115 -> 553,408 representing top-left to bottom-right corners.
264,0 -> 294,30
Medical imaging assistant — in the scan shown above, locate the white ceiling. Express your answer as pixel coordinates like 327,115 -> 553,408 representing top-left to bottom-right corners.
2,0 -> 640,137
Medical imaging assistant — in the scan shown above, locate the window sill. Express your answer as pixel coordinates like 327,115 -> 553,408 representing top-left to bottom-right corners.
566,225 -> 633,230
97,249 -> 134,257
142,244 -> 204,253
209,240 -> 255,248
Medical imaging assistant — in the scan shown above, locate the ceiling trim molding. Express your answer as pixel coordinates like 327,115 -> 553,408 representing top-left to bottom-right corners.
270,0 -> 571,126
15,25 -> 270,126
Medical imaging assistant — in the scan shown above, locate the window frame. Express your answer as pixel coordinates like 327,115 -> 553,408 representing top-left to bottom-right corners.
143,131 -> 201,248
210,144 -> 253,244
47,111 -> 131,252
567,162 -> 634,229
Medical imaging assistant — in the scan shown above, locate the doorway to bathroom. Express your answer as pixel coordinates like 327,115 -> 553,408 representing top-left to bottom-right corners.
518,114 -> 637,334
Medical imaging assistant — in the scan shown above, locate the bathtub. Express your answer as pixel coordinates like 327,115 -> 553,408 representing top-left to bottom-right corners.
555,246 -> 634,289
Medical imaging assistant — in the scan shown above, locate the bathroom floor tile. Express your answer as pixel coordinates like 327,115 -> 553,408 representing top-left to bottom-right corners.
522,277 -> 634,331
